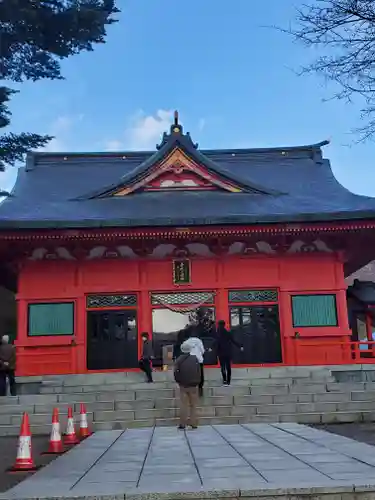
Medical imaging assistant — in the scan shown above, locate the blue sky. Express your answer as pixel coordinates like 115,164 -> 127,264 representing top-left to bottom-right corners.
2,0 -> 374,196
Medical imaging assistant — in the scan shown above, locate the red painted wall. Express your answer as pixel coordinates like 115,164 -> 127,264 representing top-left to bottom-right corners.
15,253 -> 350,375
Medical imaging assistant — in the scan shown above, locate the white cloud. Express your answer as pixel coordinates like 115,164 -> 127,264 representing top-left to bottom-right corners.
42,114 -> 84,152
104,109 -> 173,151
104,110 -> 210,152
125,109 -> 173,150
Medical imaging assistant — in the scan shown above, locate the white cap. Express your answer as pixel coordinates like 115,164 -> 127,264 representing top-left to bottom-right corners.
180,341 -> 192,353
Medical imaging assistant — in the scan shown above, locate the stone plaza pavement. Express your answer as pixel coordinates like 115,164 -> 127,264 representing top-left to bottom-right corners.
4,423 -> 375,499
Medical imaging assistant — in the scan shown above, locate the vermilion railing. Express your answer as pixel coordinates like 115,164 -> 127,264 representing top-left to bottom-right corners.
291,340 -> 375,365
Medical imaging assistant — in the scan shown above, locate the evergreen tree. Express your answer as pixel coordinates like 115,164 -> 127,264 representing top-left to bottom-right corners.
0,0 -> 119,170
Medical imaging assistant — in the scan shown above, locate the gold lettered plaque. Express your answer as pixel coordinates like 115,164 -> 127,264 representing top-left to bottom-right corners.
172,259 -> 191,285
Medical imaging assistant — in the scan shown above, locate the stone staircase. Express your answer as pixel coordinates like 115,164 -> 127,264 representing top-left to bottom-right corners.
1,366 -> 375,436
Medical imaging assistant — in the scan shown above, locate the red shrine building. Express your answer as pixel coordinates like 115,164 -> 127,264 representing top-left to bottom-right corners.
1,112 -> 375,376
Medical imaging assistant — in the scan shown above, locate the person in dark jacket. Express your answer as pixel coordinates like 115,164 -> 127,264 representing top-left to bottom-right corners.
183,329 -> 206,398
174,341 -> 201,429
173,328 -> 189,361
139,332 -> 154,383
0,335 -> 16,396
216,320 -> 243,386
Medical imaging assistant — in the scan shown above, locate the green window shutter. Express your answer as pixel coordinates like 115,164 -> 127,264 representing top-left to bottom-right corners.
291,295 -> 338,327
28,303 -> 74,336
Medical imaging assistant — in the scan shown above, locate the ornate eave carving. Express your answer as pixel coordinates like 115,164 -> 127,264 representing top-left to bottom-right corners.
24,238 -> 334,261
29,247 -> 76,261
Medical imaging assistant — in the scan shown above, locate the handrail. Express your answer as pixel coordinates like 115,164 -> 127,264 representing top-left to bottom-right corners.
292,339 -> 375,365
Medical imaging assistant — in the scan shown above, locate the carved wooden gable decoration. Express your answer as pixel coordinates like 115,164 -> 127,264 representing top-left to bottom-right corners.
81,112 -> 278,200
112,147 -> 243,196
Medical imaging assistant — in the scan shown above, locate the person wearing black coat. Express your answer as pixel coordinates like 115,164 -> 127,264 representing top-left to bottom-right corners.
139,332 -> 154,383
215,320 -> 243,385
173,328 -> 189,361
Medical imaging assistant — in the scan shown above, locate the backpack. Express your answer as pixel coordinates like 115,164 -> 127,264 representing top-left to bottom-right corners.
174,354 -> 201,387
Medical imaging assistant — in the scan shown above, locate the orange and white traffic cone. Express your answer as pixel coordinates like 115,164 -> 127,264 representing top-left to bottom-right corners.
46,408 -> 64,454
9,412 -> 37,472
63,407 -> 79,446
79,403 -> 92,439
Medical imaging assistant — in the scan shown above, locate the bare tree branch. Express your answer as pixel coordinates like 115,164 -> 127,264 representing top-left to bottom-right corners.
285,0 -> 375,141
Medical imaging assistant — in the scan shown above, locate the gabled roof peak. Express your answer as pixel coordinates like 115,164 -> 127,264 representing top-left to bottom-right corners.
72,112 -> 286,199
156,110 -> 198,151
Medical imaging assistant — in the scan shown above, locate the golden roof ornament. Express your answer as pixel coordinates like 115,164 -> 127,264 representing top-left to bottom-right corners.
156,110 -> 198,150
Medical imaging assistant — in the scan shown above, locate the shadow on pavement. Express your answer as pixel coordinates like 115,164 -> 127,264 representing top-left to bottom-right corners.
314,423 -> 375,446
0,435 -> 58,493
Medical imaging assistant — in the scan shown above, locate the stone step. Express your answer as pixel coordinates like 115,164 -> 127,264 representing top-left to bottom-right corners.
0,391 -> 362,418
18,366 -> 333,384
1,383 -> 338,404
0,410 -> 371,437
1,382 -> 373,408
2,399 -> 372,428
1,392 -> 371,415
36,377 -> 336,394
15,366 -> 336,395
23,379 -> 347,397
0,367 -> 372,437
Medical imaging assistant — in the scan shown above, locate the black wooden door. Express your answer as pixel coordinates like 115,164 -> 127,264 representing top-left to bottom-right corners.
86,310 -> 138,370
230,305 -> 282,364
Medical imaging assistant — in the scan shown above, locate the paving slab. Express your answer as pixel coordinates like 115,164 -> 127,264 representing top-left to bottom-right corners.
4,424 -> 375,499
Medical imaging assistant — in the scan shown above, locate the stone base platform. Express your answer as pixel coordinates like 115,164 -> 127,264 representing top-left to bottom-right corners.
3,424 -> 375,500
4,366 -> 375,436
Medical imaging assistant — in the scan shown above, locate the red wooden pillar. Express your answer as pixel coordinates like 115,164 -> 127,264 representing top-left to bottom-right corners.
73,262 -> 86,373
138,260 -> 150,360
279,290 -> 293,364
15,297 -> 27,376
336,288 -> 350,330
75,296 -> 86,373
138,290 -> 149,332
216,288 -> 228,325
364,312 -> 375,357
16,296 -> 27,342
215,258 -> 228,325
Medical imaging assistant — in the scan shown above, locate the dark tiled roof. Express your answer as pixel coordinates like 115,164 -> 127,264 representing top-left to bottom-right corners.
79,120 -> 283,199
346,262 -> 375,285
1,121 -> 375,229
347,280 -> 375,304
